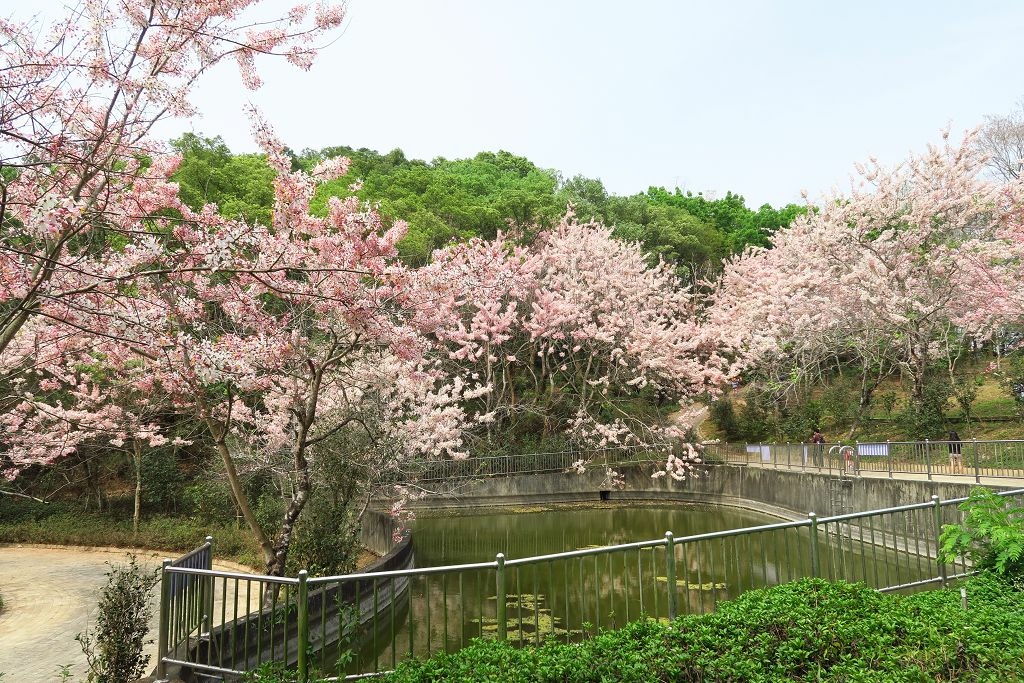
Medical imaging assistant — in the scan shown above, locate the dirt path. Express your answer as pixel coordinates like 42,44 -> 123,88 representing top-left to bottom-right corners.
669,403 -> 709,438
0,545 -> 246,683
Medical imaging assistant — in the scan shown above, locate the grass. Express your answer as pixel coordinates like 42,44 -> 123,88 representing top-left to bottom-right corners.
704,357 -> 1024,444
0,497 -> 263,569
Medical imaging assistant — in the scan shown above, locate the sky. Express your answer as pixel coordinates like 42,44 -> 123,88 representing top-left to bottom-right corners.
29,0 -> 1024,208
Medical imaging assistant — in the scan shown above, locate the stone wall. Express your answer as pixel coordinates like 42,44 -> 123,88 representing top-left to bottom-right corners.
413,463 -> 1017,521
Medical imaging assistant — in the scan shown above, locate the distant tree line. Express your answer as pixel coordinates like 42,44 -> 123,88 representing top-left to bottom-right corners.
171,133 -> 805,281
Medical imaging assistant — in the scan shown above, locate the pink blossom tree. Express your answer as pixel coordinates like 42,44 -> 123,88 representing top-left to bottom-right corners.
415,210 -> 731,480
712,131 -> 1022,427
1,112 -> 482,576
0,0 -> 344,359
0,1 -> 487,576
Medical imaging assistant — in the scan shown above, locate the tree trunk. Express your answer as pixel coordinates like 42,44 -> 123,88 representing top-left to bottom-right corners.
132,441 -> 142,534
848,361 -> 879,439
265,365 -> 322,581
206,418 -> 276,571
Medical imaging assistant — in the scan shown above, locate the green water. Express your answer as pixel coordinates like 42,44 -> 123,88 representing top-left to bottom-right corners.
339,502 -> 933,676
413,503 -> 779,565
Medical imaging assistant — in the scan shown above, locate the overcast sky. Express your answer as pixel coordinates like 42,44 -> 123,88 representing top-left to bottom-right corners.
32,0 -> 1024,207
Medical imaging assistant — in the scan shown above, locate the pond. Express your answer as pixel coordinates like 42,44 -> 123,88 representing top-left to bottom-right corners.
337,501 -> 933,676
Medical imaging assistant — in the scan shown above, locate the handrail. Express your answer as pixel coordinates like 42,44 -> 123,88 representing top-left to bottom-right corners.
156,454 -> 1024,682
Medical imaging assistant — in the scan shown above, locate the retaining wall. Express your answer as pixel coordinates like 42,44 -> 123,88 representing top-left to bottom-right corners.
413,463 -> 1015,520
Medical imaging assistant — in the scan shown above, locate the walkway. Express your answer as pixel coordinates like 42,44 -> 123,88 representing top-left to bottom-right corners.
0,546 -> 249,683
718,454 -> 1024,490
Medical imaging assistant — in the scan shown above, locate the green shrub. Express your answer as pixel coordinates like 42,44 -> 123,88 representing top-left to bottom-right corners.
378,576 -> 1024,683
182,477 -> 238,522
737,395 -> 772,442
140,450 -> 185,512
709,399 -> 741,441
878,390 -> 899,419
778,397 -> 824,441
900,373 -> 952,439
940,487 -> 1024,575
0,497 -> 259,567
76,555 -> 159,683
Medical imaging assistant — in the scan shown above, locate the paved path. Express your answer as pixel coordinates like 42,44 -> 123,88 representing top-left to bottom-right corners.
0,546 -> 248,683
723,458 -> 1024,490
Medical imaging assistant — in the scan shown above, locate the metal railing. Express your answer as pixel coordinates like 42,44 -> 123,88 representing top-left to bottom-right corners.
413,443 -> 667,484
702,440 -> 1024,481
155,489 -> 1024,681
156,536 -> 214,680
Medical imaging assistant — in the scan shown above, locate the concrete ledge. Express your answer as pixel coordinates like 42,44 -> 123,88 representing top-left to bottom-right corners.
411,463 -> 1017,521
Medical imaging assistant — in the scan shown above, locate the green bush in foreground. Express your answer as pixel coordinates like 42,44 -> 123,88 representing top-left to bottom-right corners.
378,575 -> 1024,683
940,487 -> 1024,575
76,556 -> 159,683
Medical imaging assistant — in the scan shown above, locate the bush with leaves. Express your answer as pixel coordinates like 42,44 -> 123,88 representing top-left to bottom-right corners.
994,352 -> 1024,419
877,390 -> 899,419
376,575 -> 1024,682
940,486 -> 1024,575
709,399 -> 741,441
77,555 -> 160,683
899,373 -> 952,439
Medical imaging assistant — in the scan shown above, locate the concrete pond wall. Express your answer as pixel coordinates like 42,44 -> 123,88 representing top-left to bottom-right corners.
413,463 -> 1018,522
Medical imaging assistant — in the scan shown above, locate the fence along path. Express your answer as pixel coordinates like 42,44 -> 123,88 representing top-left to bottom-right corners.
155,483 -> 1024,682
703,439 -> 1024,484
398,439 -> 1024,491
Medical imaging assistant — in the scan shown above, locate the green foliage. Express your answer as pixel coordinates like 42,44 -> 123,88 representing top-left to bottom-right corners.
171,133 -> 276,226
0,496 -> 259,567
182,476 -> 238,521
878,391 -> 899,419
737,396 -> 773,442
643,186 -> 806,252
305,147 -> 564,264
241,661 -> 329,682
377,575 -> 1024,683
709,399 -> 742,441
288,448 -> 363,576
778,396 -> 825,441
899,373 -> 952,439
139,450 -> 184,512
173,134 -> 798,276
994,352 -> 1024,419
76,555 -> 159,683
821,380 -> 853,425
940,487 -> 1024,575
952,377 -> 980,426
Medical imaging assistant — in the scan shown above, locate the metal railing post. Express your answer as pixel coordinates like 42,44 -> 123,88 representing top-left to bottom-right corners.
925,439 -> 932,480
156,559 -> 171,681
808,513 -> 820,578
665,532 -> 678,620
974,439 -> 980,483
888,440 -> 893,478
854,441 -> 861,475
931,496 -> 948,588
297,570 -> 309,682
495,553 -> 507,641
201,535 -> 213,633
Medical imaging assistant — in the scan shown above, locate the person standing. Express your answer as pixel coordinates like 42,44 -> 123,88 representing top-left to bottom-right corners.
811,428 -> 825,467
948,430 -> 963,474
